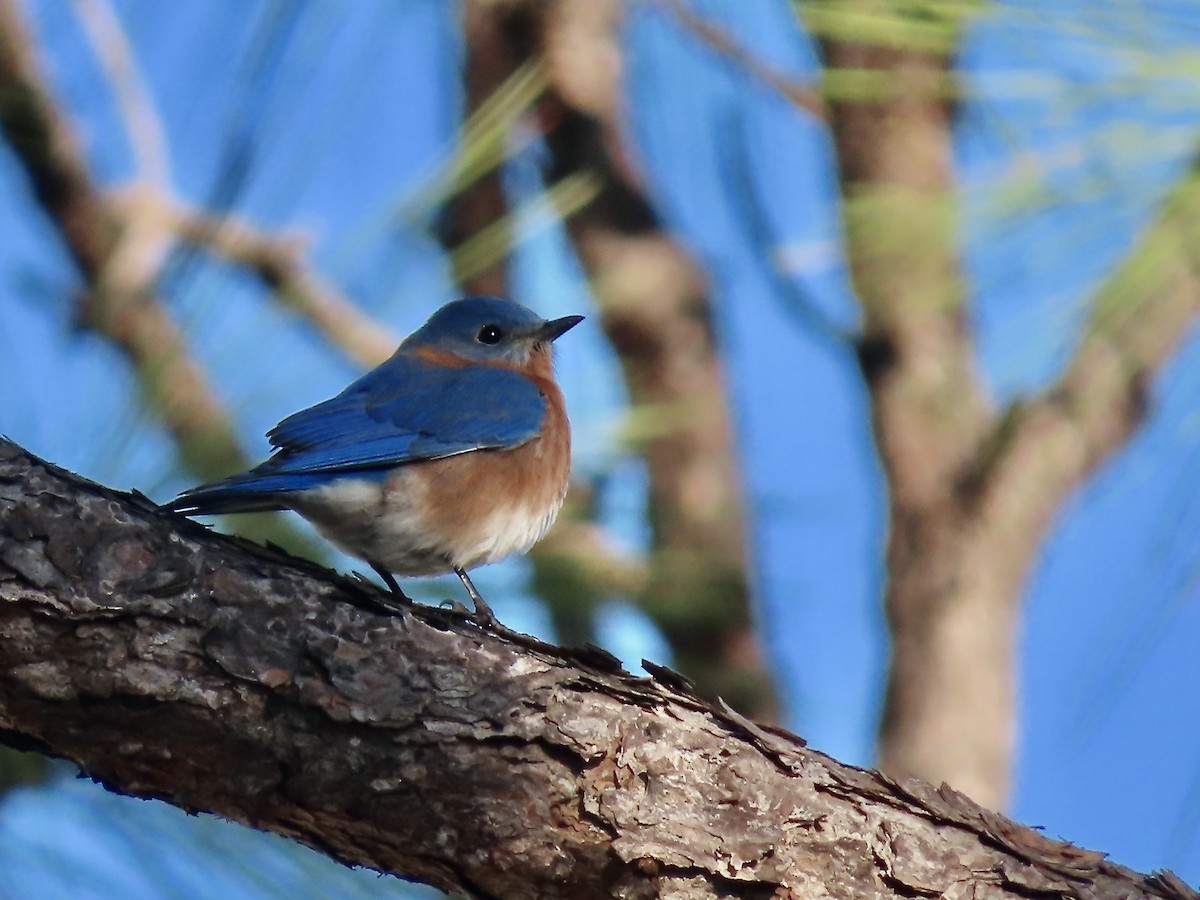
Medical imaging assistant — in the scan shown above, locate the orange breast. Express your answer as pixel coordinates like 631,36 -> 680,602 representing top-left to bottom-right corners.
413,361 -> 572,570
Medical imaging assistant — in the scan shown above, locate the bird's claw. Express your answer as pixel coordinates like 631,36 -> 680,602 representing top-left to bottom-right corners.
439,598 -> 475,617
469,606 -> 498,630
452,567 -> 503,629
437,597 -> 497,627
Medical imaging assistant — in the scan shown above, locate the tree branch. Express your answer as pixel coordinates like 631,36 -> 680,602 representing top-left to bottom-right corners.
0,438 -> 1194,899
0,0 -> 245,482
651,0 -> 826,121
71,0 -> 169,186
160,195 -> 400,370
0,0 -> 114,280
983,167 -> 1200,516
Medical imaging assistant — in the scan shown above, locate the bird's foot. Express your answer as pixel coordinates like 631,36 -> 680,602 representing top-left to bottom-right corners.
346,571 -> 408,617
369,562 -> 415,608
454,567 -> 501,629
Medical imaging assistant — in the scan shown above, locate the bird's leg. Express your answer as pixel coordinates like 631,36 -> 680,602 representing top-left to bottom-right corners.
454,567 -> 497,626
370,561 -> 413,604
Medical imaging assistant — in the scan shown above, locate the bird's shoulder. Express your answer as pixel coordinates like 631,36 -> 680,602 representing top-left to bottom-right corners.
259,348 -> 551,472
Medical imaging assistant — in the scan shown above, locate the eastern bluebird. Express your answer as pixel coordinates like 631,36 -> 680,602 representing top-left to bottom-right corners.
165,296 -> 583,625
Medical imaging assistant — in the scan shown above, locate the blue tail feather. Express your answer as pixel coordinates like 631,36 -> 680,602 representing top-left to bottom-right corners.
165,471 -> 332,516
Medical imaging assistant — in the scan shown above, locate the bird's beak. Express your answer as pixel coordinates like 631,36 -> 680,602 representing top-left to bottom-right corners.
537,315 -> 585,342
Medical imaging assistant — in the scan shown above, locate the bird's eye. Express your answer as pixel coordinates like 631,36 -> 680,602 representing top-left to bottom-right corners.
477,324 -> 503,345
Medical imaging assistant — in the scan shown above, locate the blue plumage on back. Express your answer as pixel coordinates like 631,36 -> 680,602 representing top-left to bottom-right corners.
167,297 -> 570,514
263,356 -> 546,472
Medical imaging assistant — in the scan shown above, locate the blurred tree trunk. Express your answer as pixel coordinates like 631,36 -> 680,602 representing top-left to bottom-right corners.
813,9 -> 1200,809
817,27 -> 1008,808
450,0 -> 776,719
438,3 -> 516,299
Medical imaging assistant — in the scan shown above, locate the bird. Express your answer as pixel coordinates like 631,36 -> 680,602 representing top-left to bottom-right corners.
165,296 -> 583,626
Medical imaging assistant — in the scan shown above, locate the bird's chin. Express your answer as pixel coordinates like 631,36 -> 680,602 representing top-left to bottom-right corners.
525,342 -> 555,377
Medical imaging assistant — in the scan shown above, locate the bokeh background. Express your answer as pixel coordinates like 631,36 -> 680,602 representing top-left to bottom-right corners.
2,0 -> 1199,895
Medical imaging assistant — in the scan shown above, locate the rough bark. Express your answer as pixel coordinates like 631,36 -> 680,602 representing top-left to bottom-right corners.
0,438 -> 1194,900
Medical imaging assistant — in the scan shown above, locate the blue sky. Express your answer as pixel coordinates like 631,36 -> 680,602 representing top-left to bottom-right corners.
1,0 -> 1198,893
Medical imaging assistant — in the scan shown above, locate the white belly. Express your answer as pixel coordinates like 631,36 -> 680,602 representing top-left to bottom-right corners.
290,466 -> 565,577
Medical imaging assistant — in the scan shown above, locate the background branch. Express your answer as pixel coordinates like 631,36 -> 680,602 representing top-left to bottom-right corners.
162,195 -> 400,369
516,0 -> 774,718
71,0 -> 169,186
651,0 -> 826,120
0,0 -> 243,482
809,1 -> 1200,812
991,164 -> 1200,503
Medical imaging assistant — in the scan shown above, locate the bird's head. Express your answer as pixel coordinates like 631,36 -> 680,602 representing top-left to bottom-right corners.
404,296 -> 584,368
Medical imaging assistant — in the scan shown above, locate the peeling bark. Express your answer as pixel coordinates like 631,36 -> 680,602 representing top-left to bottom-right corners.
0,438 -> 1194,900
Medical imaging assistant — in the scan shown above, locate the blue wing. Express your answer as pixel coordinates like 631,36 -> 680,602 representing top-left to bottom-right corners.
266,355 -> 546,470
166,354 -> 546,514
